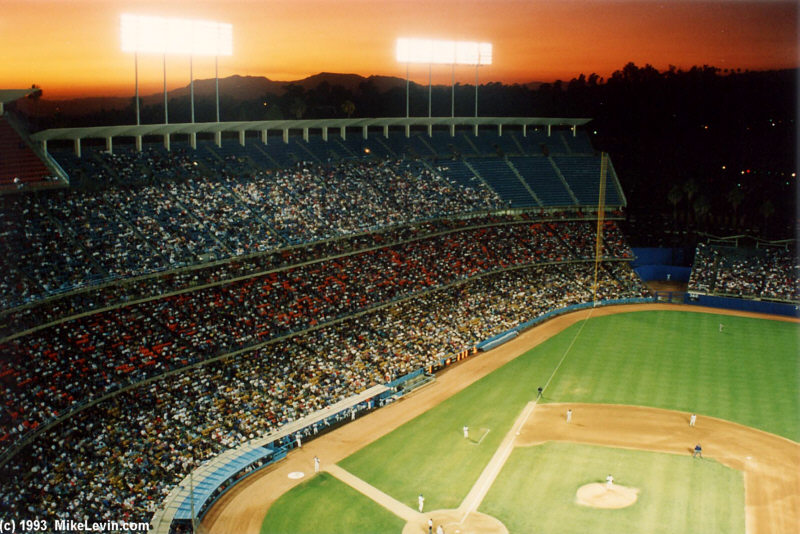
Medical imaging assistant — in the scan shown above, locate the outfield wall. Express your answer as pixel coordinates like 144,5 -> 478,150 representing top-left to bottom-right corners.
631,247 -> 693,282
686,294 -> 800,318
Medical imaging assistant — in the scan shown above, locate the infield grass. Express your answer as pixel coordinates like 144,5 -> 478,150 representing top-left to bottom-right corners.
481,442 -> 745,534
260,472 -> 405,534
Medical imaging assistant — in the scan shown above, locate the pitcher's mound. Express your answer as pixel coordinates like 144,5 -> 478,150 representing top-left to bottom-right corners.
576,483 -> 639,509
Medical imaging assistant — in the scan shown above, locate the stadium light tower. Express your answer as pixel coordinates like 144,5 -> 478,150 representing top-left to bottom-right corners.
121,14 -> 233,133
396,38 -> 492,119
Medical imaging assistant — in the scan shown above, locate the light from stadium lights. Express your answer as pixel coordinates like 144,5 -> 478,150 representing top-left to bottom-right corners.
396,38 -> 492,65
121,14 -> 233,56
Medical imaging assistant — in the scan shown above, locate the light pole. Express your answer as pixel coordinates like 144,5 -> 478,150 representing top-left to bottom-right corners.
397,38 -> 491,119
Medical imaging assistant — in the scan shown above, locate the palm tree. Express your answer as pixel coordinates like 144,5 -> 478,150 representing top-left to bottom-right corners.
692,194 -> 710,229
759,199 -> 775,236
683,179 -> 698,223
667,184 -> 682,223
289,97 -> 307,119
341,100 -> 355,118
726,186 -> 744,229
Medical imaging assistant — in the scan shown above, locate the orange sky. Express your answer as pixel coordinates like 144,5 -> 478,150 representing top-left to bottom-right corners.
2,0 -> 797,99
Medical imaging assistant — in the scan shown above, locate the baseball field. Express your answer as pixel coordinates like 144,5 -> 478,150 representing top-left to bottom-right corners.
203,304 -> 799,534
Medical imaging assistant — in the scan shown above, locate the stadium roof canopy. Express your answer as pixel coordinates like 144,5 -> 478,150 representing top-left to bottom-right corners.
30,116 -> 592,155
0,88 -> 42,114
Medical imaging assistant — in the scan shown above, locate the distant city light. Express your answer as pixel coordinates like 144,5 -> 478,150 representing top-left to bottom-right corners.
121,14 -> 233,56
396,38 -> 492,65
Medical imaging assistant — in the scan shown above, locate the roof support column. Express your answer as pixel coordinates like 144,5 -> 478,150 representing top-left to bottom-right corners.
523,124 -> 527,137
214,132 -> 221,147
190,133 -> 197,150
135,136 -> 142,152
383,125 -> 389,138
303,128 -> 309,142
41,139 -> 47,154
322,127 -> 328,142
283,129 -> 289,144
74,138 -> 81,158
362,125 -> 368,139
571,124 -> 577,137
105,136 -> 113,155
405,124 -> 410,138
427,123 -> 432,137
450,123 -> 455,137
340,126 -> 346,141
261,129 -> 268,145
164,133 -> 171,152
547,124 -> 552,137
473,124 -> 478,136
498,124 -> 503,136
239,130 -> 246,147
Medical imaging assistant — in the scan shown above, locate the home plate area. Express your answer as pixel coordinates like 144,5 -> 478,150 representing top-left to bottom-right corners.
402,510 -> 508,534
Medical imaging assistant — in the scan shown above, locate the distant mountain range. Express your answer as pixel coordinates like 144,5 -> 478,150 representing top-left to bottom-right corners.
15,73 -> 544,117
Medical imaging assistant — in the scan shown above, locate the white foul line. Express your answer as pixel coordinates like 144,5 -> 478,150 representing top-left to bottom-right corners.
457,307 -> 596,523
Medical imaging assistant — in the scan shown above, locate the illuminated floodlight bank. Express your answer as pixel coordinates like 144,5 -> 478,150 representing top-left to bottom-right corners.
121,14 -> 232,56
396,37 -> 492,118
120,14 -> 233,130
396,38 -> 491,65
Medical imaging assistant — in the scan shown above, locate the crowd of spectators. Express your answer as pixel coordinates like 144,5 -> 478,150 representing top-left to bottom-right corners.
0,219 -> 636,449
0,259 -> 648,525
688,243 -> 798,301
1,157 -> 505,309
0,213 -> 623,336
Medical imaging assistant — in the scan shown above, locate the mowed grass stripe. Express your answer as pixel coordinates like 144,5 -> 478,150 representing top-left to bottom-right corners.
543,311 -> 799,440
480,442 -> 745,534
260,472 -> 405,534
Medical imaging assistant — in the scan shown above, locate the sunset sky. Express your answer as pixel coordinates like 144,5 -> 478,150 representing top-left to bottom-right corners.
2,0 -> 797,99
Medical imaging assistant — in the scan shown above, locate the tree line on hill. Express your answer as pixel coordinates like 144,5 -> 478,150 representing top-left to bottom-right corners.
10,63 -> 797,242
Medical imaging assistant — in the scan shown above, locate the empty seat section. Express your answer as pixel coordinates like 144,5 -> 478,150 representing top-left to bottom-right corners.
557,131 -> 595,154
468,157 -> 537,208
551,156 -> 622,206
427,131 -> 476,158
0,117 -> 52,185
510,129 -> 551,155
467,131 -> 521,157
509,156 -> 574,207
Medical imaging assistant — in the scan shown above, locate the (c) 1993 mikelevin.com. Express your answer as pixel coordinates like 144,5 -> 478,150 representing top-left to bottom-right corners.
0,518 -> 150,532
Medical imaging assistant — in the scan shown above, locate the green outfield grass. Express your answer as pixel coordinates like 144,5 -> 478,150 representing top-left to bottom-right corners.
260,472 -> 405,534
542,311 -> 800,440
480,442 -> 744,534
262,310 -> 798,533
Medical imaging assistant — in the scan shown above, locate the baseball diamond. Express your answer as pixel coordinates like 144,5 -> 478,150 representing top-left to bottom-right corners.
202,304 -> 800,534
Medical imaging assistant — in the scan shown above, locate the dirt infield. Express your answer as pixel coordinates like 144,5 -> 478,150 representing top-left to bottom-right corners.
202,304 -> 799,534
